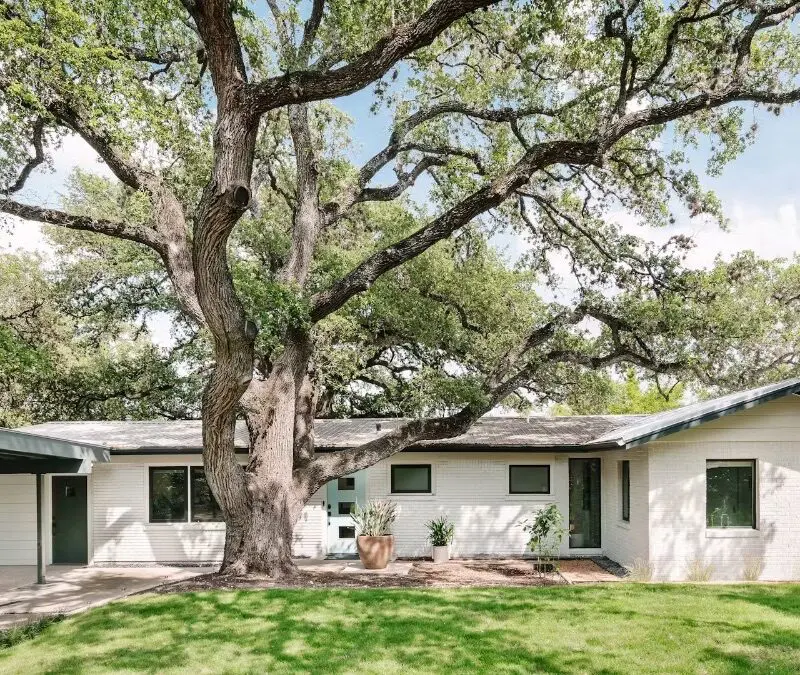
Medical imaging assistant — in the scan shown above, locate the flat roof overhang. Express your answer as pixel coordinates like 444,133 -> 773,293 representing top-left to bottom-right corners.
0,427 -> 110,474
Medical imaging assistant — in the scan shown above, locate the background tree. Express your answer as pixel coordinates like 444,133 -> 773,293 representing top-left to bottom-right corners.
551,369 -> 686,416
3,0 -> 800,576
0,247 -> 199,425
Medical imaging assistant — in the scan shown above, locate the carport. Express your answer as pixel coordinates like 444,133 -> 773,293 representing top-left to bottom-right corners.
0,427 -> 109,584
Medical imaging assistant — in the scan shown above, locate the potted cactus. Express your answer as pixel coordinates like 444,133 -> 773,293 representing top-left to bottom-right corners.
425,514 -> 455,563
351,500 -> 398,569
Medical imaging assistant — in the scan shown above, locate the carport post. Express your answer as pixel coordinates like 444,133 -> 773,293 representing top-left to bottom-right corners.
36,473 -> 45,584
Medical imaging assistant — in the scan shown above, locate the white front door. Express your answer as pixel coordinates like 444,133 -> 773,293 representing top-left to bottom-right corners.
326,471 -> 366,555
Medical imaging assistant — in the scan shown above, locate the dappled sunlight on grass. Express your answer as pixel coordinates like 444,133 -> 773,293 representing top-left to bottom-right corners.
0,585 -> 799,673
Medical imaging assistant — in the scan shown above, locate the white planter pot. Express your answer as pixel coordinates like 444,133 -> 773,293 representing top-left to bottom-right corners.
432,545 -> 450,563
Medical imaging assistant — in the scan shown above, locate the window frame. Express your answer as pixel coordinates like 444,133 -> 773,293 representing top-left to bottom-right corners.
705,459 -> 757,530
148,466 -> 189,524
620,460 -> 630,522
147,464 -> 225,524
390,464 -> 432,494
508,464 -> 551,495
189,465 -> 224,523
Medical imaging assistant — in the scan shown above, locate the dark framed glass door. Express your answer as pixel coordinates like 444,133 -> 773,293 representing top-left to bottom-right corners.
569,458 -> 601,548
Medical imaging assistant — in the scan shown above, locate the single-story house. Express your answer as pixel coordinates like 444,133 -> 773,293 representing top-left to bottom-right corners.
2,377 -> 800,581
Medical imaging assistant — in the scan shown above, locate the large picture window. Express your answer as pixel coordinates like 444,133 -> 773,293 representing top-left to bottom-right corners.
390,464 -> 432,493
509,465 -> 550,494
621,460 -> 630,522
149,466 -> 223,523
706,460 -> 756,528
149,467 -> 188,523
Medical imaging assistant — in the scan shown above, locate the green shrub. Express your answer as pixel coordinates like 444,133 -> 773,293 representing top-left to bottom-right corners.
425,515 -> 455,547
520,504 -> 566,573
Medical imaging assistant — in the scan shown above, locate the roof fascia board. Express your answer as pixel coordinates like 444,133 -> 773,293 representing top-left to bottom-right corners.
0,427 -> 110,463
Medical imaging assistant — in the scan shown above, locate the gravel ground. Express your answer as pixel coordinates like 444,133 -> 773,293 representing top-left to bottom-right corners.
152,559 -> 568,593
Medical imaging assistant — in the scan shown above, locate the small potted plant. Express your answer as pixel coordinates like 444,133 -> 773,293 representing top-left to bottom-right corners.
425,514 -> 455,563
351,500 -> 398,569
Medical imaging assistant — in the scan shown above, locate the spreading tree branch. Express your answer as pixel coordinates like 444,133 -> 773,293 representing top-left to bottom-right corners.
0,198 -> 165,249
2,118 -> 45,195
249,0 -> 501,113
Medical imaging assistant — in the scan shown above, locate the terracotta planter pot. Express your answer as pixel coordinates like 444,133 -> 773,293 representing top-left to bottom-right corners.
432,545 -> 450,563
357,535 -> 394,569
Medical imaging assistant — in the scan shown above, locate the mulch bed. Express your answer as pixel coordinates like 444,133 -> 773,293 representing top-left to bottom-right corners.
152,559 -> 566,593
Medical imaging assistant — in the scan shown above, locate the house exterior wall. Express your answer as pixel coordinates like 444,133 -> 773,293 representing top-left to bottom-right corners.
90,455 -> 325,564
600,448 -> 649,569
364,451 -> 644,559
0,474 -> 36,565
366,452 -> 560,557
646,396 -> 800,581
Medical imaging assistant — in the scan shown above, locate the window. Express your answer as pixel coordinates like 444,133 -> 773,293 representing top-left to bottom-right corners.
338,501 -> 355,515
621,460 -> 630,522
509,465 -> 550,494
391,464 -> 432,493
149,467 -> 188,523
338,476 -> 355,490
338,526 -> 356,539
149,466 -> 223,523
190,467 -> 223,522
706,460 -> 756,528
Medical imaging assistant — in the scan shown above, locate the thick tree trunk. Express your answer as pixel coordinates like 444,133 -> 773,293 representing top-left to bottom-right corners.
213,332 -> 313,577
218,475 -> 304,577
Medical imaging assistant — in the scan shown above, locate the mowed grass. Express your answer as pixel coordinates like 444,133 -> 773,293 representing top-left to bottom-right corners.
1,585 -> 799,674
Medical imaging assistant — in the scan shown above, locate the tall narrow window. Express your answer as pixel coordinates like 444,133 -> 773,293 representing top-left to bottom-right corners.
190,467 -> 224,522
621,460 -> 630,522
149,467 -> 188,523
706,460 -> 756,528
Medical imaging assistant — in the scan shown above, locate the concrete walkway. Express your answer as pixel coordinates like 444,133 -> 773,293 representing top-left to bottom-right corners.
0,565 -> 211,628
558,559 -> 624,583
296,559 -> 413,575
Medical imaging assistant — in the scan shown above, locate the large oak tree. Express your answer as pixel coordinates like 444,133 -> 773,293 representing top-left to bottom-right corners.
3,0 -> 800,576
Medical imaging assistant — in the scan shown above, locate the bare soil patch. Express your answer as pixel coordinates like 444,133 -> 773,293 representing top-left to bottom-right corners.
151,558 -> 590,593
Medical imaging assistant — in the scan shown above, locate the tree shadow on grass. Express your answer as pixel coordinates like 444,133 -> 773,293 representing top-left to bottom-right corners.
1,586 -> 799,674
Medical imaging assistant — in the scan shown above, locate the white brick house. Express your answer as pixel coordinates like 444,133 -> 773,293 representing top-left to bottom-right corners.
2,378 -> 800,581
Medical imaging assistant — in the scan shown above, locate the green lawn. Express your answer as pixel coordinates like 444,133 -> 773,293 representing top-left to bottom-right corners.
1,585 -> 799,674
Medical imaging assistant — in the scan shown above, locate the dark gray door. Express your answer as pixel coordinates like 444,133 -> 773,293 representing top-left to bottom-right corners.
569,458 -> 601,548
52,476 -> 88,564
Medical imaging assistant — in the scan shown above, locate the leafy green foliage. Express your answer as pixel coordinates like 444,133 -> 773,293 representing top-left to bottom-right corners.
0,251 -> 199,426
553,370 -> 684,416
0,614 -> 64,651
521,503 -> 566,563
425,515 -> 455,547
3,0 -> 800,427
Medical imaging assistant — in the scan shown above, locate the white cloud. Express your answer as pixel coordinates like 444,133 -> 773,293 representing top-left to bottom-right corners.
1,134 -> 116,254
615,200 -> 800,268
0,216 -> 51,254
18,134 -> 115,209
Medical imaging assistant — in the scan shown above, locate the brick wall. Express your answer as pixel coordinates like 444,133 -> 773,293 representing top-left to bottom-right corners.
646,396 -> 800,581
